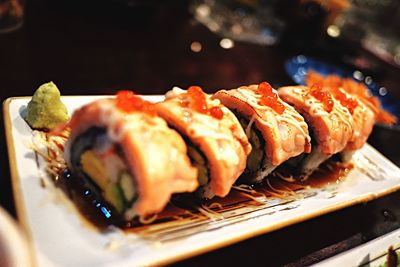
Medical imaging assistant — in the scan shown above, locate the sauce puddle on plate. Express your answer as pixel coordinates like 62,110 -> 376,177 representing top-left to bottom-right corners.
52,161 -> 352,236
30,130 -> 353,237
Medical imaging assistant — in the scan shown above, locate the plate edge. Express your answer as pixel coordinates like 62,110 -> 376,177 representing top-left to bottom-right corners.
152,183 -> 400,266
3,97 -> 38,267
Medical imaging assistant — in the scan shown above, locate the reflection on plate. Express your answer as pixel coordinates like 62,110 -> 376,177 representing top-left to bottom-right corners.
4,96 -> 400,267
285,55 -> 400,126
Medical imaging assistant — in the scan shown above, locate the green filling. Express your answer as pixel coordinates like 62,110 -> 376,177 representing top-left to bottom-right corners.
104,184 -> 125,213
237,116 -> 265,173
80,150 -> 135,213
187,144 -> 209,186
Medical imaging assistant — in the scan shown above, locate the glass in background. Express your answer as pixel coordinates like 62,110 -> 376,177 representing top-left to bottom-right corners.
0,0 -> 24,33
327,0 -> 400,68
191,0 -> 286,45
190,0 -> 351,48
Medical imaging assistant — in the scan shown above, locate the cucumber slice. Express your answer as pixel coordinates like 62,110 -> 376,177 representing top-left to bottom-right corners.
247,128 -> 264,171
238,116 -> 264,172
187,145 -> 209,186
104,184 -> 125,213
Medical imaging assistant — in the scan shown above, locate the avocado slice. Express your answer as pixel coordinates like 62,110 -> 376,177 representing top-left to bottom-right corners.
80,150 -> 125,213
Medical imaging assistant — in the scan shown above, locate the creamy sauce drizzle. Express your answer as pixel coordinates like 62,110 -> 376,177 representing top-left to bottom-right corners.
233,87 -> 311,144
163,88 -> 245,166
288,87 -> 354,145
97,101 -> 170,143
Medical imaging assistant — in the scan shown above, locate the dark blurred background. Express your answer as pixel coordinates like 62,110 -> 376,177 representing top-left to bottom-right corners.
1,0 -> 400,266
1,0 -> 399,96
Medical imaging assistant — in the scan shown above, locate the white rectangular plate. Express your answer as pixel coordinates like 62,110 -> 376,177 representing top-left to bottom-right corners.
4,96 -> 400,267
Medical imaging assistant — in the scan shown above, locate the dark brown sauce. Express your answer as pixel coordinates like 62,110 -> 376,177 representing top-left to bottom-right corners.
54,170 -> 125,230
301,162 -> 353,187
55,161 -> 352,232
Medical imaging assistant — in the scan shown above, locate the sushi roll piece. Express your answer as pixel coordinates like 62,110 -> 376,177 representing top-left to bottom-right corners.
338,95 -> 376,162
278,84 -> 354,179
322,84 -> 375,161
305,72 -> 377,160
306,71 -> 396,125
155,86 -> 251,199
64,91 -> 198,219
213,82 -> 311,183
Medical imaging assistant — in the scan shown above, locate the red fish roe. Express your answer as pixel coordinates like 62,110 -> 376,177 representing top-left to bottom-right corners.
209,106 -> 224,119
310,83 -> 334,113
345,98 -> 359,114
187,86 -> 208,114
186,86 -> 224,120
331,87 -> 358,114
258,81 -> 274,96
257,82 -> 285,114
116,90 -> 155,114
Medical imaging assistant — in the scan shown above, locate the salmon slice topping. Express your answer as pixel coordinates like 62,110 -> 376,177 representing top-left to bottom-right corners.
157,87 -> 251,197
214,85 -> 311,166
278,86 -> 354,155
306,71 -> 397,125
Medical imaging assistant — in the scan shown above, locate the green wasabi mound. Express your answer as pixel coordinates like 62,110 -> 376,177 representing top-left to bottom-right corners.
25,82 -> 69,130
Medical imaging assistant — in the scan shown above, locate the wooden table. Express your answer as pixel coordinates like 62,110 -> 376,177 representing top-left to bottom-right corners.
1,0 -> 400,266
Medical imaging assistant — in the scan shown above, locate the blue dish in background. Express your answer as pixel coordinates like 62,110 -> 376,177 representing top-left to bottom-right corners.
285,55 -> 400,128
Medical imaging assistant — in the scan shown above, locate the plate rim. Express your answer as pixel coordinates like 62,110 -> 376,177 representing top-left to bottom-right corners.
4,96 -> 400,266
3,97 -> 38,267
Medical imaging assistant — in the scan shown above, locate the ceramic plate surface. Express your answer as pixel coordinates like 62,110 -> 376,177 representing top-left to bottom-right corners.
4,96 -> 400,267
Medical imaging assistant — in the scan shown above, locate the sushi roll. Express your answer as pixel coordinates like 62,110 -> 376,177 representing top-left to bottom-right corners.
305,72 -> 377,160
344,98 -> 375,152
278,84 -> 354,179
64,91 -> 198,219
322,84 -> 375,161
213,82 -> 311,183
306,71 -> 396,125
155,86 -> 251,199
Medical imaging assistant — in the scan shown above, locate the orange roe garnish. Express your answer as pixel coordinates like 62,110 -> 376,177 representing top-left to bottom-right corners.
310,83 -> 334,113
330,86 -> 358,114
116,90 -> 155,114
187,86 -> 208,113
209,106 -> 224,119
258,81 -> 274,96
257,82 -> 285,114
345,98 -> 358,114
306,71 -> 397,125
186,86 -> 224,120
